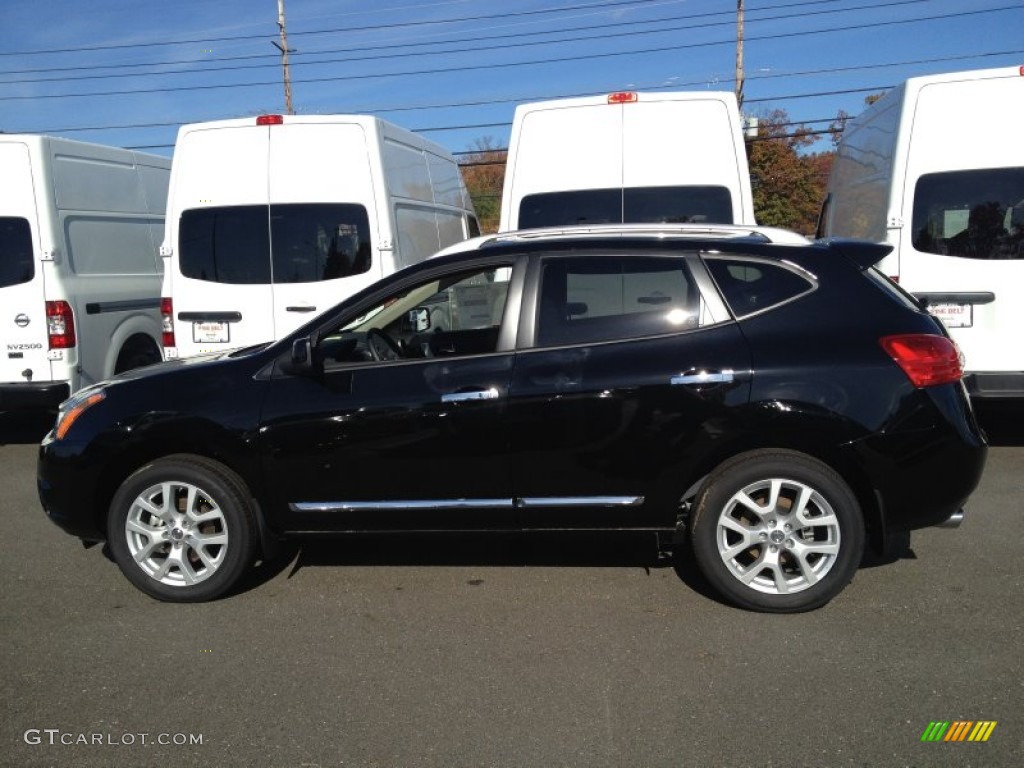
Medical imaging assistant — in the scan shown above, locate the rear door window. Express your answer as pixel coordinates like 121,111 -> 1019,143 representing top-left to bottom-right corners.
179,204 -> 371,284
535,254 -> 704,347
0,217 -> 34,288
519,186 -> 734,229
270,204 -> 371,283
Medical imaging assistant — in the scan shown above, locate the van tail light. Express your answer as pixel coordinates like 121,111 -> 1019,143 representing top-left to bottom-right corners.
46,301 -> 76,349
161,297 -> 176,348
880,334 -> 963,387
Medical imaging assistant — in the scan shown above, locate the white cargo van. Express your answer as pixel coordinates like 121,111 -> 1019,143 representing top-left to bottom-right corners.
160,114 -> 479,359
820,66 -> 1024,399
499,91 -> 755,232
1,135 -> 169,411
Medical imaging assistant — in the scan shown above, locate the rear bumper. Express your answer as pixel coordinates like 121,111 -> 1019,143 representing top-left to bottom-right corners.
965,372 -> 1024,399
853,383 -> 987,534
0,381 -> 69,411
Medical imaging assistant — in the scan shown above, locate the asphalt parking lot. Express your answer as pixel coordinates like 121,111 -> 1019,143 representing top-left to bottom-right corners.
1,405 -> 1021,767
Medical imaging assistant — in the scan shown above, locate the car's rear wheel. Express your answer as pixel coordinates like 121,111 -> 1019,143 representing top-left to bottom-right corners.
107,455 -> 256,602
689,450 -> 864,613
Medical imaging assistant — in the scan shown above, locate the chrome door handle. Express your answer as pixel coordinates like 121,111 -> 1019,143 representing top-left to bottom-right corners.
441,387 -> 500,403
671,369 -> 735,385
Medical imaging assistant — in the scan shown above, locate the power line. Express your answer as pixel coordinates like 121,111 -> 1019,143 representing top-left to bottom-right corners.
0,0 -> 877,80
21,49 -> 1019,137
2,5 -> 1016,102
0,0 -> 932,86
0,0 -> 682,57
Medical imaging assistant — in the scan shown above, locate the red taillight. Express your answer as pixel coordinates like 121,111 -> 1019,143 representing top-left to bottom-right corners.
161,297 -> 176,348
45,301 -> 76,349
880,334 -> 963,388
608,91 -> 638,104
256,114 -> 284,126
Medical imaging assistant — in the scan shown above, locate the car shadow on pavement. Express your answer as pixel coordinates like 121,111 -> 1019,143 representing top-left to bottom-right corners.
237,530 -> 737,604
0,409 -> 55,445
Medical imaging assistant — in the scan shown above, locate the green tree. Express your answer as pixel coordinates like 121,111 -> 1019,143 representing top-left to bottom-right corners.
459,138 -> 506,234
746,109 -> 832,235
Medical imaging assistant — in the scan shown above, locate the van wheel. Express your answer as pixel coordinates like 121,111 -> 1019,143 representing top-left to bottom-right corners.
106,455 -> 256,602
115,335 -> 161,373
689,450 -> 864,613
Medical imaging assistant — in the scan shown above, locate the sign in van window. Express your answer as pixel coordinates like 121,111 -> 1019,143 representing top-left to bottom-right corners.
912,167 -> 1024,260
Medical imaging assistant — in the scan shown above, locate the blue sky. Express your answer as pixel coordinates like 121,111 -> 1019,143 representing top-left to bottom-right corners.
1,0 -> 1021,158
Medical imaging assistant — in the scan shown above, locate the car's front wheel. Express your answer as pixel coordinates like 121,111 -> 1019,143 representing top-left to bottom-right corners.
107,455 -> 256,602
689,450 -> 865,613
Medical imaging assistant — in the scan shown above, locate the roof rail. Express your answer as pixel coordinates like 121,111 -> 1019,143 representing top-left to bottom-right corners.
484,223 -> 809,245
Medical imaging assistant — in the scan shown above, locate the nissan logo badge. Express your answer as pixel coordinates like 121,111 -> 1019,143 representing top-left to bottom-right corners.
14,313 -> 30,328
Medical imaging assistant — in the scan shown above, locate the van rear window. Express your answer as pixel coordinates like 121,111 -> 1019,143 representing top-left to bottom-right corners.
0,217 -> 34,288
912,167 -> 1024,260
518,186 -> 734,229
179,204 -> 372,284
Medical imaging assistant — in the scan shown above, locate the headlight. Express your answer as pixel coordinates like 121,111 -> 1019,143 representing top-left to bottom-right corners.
54,388 -> 106,440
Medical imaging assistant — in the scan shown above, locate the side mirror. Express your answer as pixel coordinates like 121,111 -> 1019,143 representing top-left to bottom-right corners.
405,308 -> 431,333
280,337 -> 315,376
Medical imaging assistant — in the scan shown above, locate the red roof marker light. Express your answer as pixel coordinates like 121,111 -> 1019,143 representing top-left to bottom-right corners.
256,115 -> 284,126
607,92 -> 638,104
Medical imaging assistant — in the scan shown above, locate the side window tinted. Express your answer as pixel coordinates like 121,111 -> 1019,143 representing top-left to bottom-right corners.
705,257 -> 814,318
321,265 -> 513,365
0,217 -> 34,288
912,167 -> 1024,260
537,255 -> 700,346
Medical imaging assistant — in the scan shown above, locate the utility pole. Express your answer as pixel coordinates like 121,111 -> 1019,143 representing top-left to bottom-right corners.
735,0 -> 745,110
272,0 -> 295,115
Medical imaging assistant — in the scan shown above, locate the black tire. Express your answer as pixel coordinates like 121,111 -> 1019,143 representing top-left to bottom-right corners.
689,449 -> 864,613
114,336 -> 161,374
106,455 -> 256,602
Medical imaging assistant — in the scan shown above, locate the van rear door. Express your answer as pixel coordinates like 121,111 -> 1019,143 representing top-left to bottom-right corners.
0,141 -> 52,393
622,96 -> 749,224
266,121 -> 380,339
169,124 -> 275,355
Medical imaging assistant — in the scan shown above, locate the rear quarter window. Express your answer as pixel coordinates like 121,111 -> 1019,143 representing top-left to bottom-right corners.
705,256 -> 815,318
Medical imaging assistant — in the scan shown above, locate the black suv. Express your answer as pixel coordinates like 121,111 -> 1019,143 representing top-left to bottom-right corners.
38,225 -> 987,612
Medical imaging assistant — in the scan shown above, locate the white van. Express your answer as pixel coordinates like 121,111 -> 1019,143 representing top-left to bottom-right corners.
820,66 -> 1024,399
0,135 -> 169,411
160,114 -> 479,359
499,91 -> 755,232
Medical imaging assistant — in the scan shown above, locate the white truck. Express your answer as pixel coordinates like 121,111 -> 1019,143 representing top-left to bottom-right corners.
1,135 -> 170,411
159,114 -> 479,359
820,65 -> 1024,400
499,91 -> 756,232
